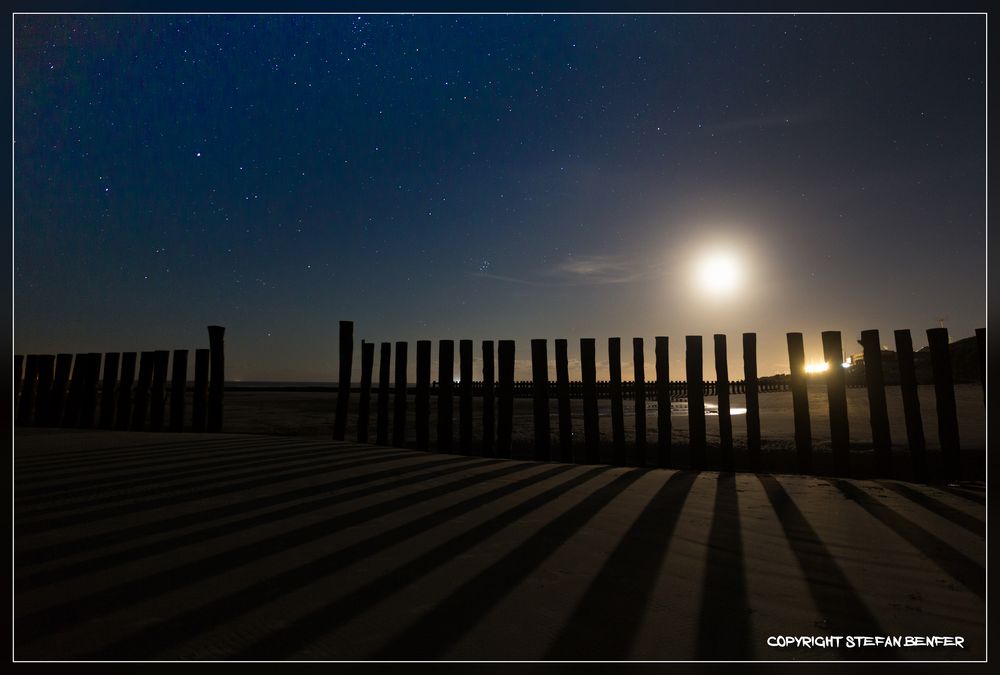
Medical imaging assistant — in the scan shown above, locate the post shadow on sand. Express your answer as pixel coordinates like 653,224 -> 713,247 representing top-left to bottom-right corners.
18,456 -> 493,599
17,453 -> 514,648
370,469 -> 648,660
544,470 -> 698,660
234,466 -> 627,660
829,479 -> 985,600
756,474 -> 896,660
16,452 -> 482,573
86,462 -> 583,660
16,444 -> 424,535
14,441 -> 417,513
695,472 -> 751,660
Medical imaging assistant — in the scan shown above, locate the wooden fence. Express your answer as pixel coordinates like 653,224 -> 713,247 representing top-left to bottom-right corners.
14,326 -> 225,434
332,321 -> 986,482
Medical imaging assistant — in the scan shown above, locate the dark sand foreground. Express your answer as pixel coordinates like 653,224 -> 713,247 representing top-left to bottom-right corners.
15,429 -> 984,661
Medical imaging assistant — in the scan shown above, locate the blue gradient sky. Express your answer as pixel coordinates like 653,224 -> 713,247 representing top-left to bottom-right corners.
14,14 -> 986,380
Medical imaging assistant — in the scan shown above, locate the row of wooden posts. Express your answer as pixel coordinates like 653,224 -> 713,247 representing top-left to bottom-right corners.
422,377 -> 795,398
332,322 -> 986,481
13,326 -> 226,433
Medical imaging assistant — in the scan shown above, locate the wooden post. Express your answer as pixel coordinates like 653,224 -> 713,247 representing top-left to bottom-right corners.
190,350 -> 208,433
32,355 -> 55,427
149,350 -> 170,431
79,353 -> 102,429
531,338 -> 551,461
655,336 -> 671,467
168,349 -> 187,432
581,338 -> 600,464
482,340 -> 495,455
927,327 -> 961,481
99,352 -> 121,430
460,339 -> 473,452
608,337 -> 625,466
376,342 -> 391,445
357,341 -> 375,444
333,320 -> 353,441
786,333 -> 812,474
497,340 -> 515,458
860,330 -> 892,476
207,325 -> 225,433
48,353 -> 73,427
714,334 -> 733,471
17,355 -> 38,426
415,340 -> 431,451
130,351 -> 154,431
822,331 -> 851,477
555,338 -> 572,462
632,338 -> 646,466
742,334 -> 761,472
62,354 -> 86,428
437,340 -> 454,451
893,329 -> 927,482
686,336 -> 706,469
392,341 -> 408,447
976,327 -> 985,404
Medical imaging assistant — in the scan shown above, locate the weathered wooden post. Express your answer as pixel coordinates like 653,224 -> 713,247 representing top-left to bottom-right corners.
190,349 -> 208,432
32,355 -> 55,427
62,354 -> 85,427
392,341 -> 408,447
333,320 -> 353,441
686,336 -> 706,469
130,351 -> 154,431
99,352 -> 121,430
893,329 -> 926,481
743,333 -> 761,471
786,333 -> 812,474
581,338 -> 599,464
822,331 -> 851,477
714,334 -> 733,471
632,338 -> 646,466
149,350 -> 170,431
415,340 -> 431,451
460,339 -> 473,452
167,350 -> 186,432
555,338 -> 572,462
437,340 -> 454,451
482,340 -> 495,455
16,355 -> 37,426
207,325 -> 225,433
531,339 -> 551,461
79,353 -> 103,429
357,341 -> 375,444
655,336 -> 671,467
497,340 -> 515,458
376,342 -> 391,445
976,327 -> 985,404
927,327 -> 961,481
48,353 -> 73,427
608,337 -> 626,466
860,330 -> 892,476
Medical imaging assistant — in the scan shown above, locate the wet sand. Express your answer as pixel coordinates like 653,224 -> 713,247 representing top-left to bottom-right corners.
219,383 -> 985,480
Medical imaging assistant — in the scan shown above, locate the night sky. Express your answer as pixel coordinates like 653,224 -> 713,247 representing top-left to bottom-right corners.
14,14 -> 986,381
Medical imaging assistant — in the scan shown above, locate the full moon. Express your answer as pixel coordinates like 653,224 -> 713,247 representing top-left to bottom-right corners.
695,250 -> 743,298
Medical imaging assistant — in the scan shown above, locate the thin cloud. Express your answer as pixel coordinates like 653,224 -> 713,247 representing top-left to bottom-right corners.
474,254 -> 662,287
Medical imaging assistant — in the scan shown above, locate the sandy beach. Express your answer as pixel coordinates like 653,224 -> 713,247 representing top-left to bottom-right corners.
14,430 -> 986,660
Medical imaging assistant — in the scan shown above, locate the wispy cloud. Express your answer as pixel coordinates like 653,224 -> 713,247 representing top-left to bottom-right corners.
474,254 -> 662,287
